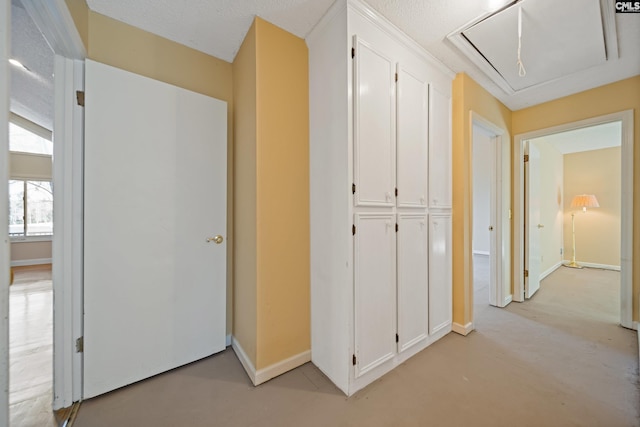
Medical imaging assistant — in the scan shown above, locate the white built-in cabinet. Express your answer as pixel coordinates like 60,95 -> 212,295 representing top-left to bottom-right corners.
308,0 -> 453,396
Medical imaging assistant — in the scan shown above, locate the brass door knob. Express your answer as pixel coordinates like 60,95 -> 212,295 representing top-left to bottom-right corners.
207,235 -> 224,244
537,224 -> 544,228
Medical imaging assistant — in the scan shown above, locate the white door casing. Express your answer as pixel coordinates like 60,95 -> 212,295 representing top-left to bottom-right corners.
525,142 -> 542,298
83,60 -> 227,398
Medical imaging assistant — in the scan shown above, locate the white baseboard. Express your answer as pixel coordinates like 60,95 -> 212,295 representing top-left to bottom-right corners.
225,334 -> 231,347
503,294 -> 513,306
11,258 -> 52,267
562,260 -> 621,271
473,250 -> 489,256
540,262 -> 562,281
231,337 -> 257,385
231,337 -> 311,386
452,322 -> 474,336
254,349 -> 311,386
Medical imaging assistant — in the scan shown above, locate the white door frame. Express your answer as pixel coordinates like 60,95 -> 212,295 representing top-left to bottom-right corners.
470,112 -> 510,308
19,0 -> 86,409
513,110 -> 634,329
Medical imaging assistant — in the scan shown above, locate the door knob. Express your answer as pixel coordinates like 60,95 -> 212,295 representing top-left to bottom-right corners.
207,235 -> 224,244
488,226 -> 493,231
537,224 -> 544,229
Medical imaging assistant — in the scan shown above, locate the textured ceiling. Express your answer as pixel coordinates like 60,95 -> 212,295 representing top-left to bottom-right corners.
531,121 -> 621,155
10,0 -> 54,131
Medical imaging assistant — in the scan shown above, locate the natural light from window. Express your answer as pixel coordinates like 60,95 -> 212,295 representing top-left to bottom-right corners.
9,122 -> 53,155
9,180 -> 53,237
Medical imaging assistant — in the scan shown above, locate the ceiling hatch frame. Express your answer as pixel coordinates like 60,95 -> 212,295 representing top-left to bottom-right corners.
446,0 -> 618,96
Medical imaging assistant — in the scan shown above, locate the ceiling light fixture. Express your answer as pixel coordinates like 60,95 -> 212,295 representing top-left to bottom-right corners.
9,58 -> 30,72
516,5 -> 526,77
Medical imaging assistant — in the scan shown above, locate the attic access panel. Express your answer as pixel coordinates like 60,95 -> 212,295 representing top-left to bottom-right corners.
462,0 -> 606,91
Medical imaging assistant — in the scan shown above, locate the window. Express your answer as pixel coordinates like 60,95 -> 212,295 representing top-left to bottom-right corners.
9,121 -> 53,155
9,180 -> 53,237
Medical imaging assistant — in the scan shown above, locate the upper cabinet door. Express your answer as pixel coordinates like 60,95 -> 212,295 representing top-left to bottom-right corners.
396,64 -> 428,208
428,86 -> 452,209
353,36 -> 396,207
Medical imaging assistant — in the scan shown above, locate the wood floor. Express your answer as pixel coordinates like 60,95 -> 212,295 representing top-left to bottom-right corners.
71,260 -> 639,427
9,265 -> 69,427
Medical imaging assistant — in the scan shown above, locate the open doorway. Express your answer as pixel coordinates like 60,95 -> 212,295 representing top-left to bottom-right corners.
514,111 -> 633,329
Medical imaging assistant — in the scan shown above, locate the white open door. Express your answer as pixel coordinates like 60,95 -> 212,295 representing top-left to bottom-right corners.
83,60 -> 227,398
525,142 -> 541,298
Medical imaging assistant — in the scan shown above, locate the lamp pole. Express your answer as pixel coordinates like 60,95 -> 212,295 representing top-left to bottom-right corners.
567,211 -> 582,269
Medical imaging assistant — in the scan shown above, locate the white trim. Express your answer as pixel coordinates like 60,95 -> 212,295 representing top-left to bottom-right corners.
255,350 -> 311,386
10,112 -> 53,138
10,235 -> 53,243
231,337 -> 257,385
503,294 -> 513,306
473,250 -> 489,256
452,322 -> 474,336
561,261 -> 621,272
540,261 -> 563,281
514,110 -> 634,329
10,258 -> 52,267
225,334 -> 232,347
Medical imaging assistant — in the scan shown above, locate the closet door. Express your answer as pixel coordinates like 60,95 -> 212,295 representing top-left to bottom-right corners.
428,87 -> 451,208
396,64 -> 428,208
353,36 -> 396,207
397,214 -> 429,352
354,214 -> 396,377
428,214 -> 452,335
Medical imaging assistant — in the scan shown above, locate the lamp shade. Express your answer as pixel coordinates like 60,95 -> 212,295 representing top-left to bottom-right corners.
570,194 -> 599,209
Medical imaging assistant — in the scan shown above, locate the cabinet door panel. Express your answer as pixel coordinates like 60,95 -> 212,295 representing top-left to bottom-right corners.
397,65 -> 428,208
354,214 -> 396,377
353,36 -> 395,207
429,214 -> 452,335
428,87 -> 451,208
397,214 -> 428,352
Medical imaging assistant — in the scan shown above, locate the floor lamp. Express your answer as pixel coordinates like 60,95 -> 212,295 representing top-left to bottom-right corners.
566,194 -> 599,268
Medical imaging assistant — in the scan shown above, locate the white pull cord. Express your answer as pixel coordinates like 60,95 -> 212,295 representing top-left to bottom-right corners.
517,5 -> 526,77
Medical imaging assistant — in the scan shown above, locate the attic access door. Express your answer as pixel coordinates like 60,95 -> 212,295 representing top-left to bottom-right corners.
83,60 -> 227,398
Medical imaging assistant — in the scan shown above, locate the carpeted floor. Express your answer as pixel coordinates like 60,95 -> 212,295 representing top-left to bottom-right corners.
72,262 -> 639,427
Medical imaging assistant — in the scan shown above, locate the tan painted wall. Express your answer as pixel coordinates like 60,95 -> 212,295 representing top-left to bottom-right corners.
513,76 -> 640,321
11,241 -> 51,263
254,18 -> 310,369
564,147 -> 621,267
64,0 -> 235,334
232,21 -> 258,365
533,140 -> 564,274
452,73 -> 512,327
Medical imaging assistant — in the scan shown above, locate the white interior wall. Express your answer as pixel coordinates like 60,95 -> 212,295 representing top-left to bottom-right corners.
472,125 -> 491,255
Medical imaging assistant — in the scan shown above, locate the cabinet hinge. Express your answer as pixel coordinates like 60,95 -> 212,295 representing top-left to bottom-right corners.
75,336 -> 84,353
352,224 -> 356,236
351,47 -> 355,59
524,269 -> 529,278
352,354 -> 357,365
395,187 -> 398,197
76,90 -> 85,107
395,72 -> 398,82
395,223 -> 398,233
524,154 -> 529,162
352,183 -> 356,194
395,333 -> 399,343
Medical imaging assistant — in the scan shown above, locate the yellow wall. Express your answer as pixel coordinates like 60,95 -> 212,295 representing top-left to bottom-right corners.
513,76 -> 640,320
452,73 -> 512,327
64,0 -> 236,334
564,147 -> 621,267
232,21 -> 258,365
254,18 -> 310,369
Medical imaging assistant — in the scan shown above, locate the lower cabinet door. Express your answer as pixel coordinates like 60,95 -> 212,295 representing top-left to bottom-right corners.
429,214 -> 452,335
397,214 -> 429,352
354,213 -> 397,377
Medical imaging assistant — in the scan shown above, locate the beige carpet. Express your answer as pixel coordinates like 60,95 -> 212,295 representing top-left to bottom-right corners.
73,263 -> 639,427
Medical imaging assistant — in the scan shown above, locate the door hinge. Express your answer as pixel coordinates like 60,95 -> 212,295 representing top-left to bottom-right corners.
351,47 -> 355,58
352,183 -> 356,194
395,333 -> 399,343
76,90 -> 85,107
352,354 -> 357,365
395,187 -> 398,197
524,154 -> 529,162
524,269 -> 529,278
395,72 -> 398,82
75,336 -> 84,353
395,223 -> 398,233
352,224 -> 356,235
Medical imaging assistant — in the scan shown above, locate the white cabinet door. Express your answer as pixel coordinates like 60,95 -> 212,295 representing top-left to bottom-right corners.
353,36 -> 396,207
354,213 -> 396,377
428,87 -> 451,208
396,64 -> 428,208
397,214 -> 429,352
428,214 -> 452,335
